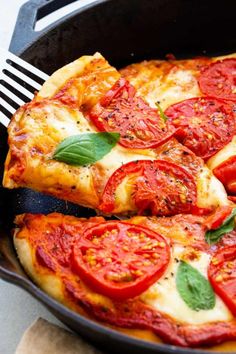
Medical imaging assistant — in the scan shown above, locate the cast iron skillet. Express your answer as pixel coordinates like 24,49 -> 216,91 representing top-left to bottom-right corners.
1,0 -> 236,353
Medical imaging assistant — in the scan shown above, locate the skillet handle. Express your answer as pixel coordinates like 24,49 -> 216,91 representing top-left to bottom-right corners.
9,0 -> 88,55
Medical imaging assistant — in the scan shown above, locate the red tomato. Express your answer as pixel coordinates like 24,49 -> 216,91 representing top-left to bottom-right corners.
213,156 -> 236,195
99,160 -> 197,216
198,59 -> 236,101
165,97 -> 235,160
88,78 -> 175,149
208,245 -> 236,316
228,196 -> 236,203
72,221 -> 170,300
204,206 -> 233,230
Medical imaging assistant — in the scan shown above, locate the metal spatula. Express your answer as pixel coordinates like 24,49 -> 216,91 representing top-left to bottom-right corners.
0,48 -> 49,127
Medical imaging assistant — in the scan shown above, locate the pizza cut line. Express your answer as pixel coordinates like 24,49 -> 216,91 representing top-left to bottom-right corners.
2,51 -> 236,349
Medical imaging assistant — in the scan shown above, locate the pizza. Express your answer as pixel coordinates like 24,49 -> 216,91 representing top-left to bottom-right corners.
14,211 -> 236,349
2,51 -> 236,349
3,53 -> 234,216
120,54 -> 236,196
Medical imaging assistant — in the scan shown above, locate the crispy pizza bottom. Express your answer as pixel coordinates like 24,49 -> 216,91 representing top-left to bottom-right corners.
14,213 -> 236,350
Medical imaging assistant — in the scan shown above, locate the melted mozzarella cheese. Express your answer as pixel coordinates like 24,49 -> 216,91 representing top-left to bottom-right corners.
45,105 -> 94,136
197,167 -> 230,208
141,245 -> 233,325
207,136 -> 236,170
114,175 -> 137,212
98,146 -> 156,173
142,69 -> 201,110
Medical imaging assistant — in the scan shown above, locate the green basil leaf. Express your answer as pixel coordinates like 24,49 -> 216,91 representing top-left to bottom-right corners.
155,102 -> 168,122
176,261 -> 215,311
53,132 -> 120,166
205,208 -> 236,245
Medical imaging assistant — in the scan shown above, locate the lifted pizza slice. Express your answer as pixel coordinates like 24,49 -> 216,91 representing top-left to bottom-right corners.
3,53 -> 230,216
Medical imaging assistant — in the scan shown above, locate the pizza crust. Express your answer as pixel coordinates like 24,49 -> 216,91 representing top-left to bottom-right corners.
14,235 -> 65,305
37,53 -> 103,99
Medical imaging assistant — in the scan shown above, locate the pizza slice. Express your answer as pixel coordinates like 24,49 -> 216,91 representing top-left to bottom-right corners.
14,211 -> 236,348
3,53 -> 230,216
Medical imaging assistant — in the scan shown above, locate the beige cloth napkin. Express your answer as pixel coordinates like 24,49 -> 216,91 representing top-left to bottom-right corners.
15,318 -> 102,354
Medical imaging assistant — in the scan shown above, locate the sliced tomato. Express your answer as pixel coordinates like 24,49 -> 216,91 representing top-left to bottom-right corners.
99,160 -> 197,216
72,221 -> 170,300
88,78 -> 175,149
204,206 -> 234,230
165,97 -> 235,160
208,245 -> 236,316
198,58 -> 236,101
213,155 -> 236,195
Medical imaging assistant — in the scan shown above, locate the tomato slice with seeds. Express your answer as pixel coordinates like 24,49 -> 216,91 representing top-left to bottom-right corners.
88,78 -> 175,149
198,59 -> 236,101
72,221 -> 170,300
99,160 -> 197,216
208,245 -> 236,316
165,97 -> 235,160
213,155 -> 236,195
